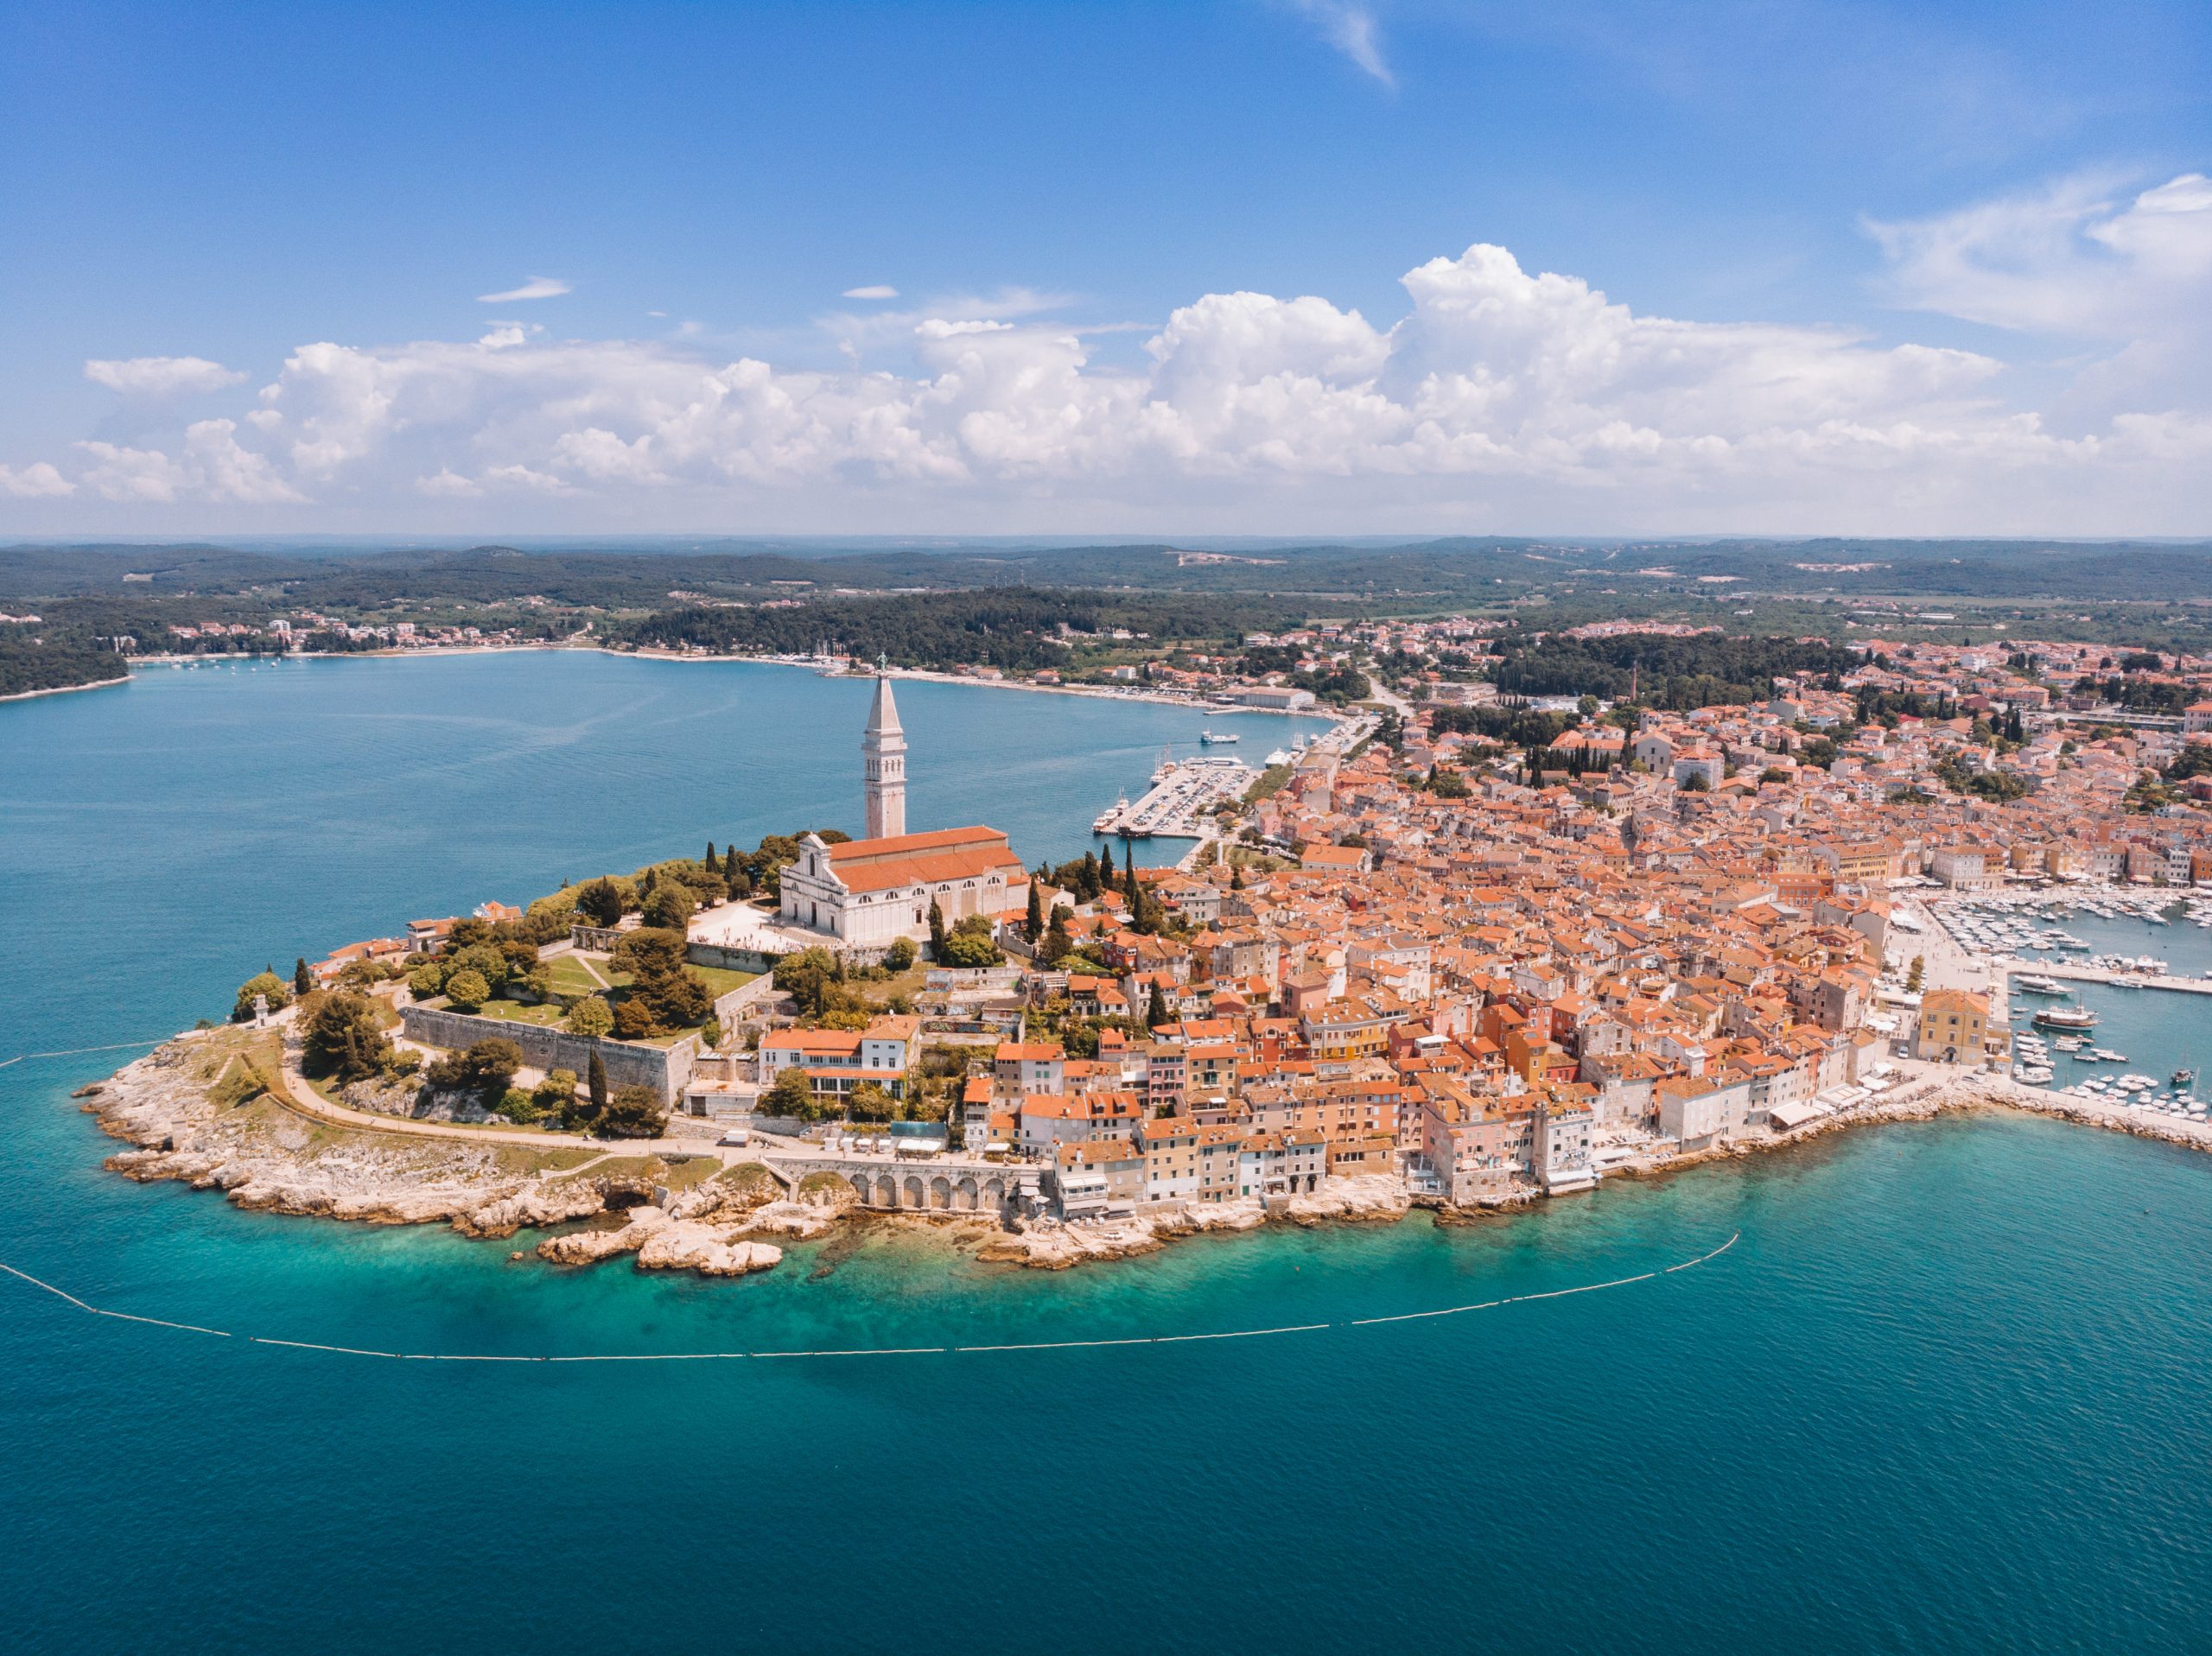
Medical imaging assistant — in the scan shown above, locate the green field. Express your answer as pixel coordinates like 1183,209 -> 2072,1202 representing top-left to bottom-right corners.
544,954 -> 612,997
452,998 -> 566,1027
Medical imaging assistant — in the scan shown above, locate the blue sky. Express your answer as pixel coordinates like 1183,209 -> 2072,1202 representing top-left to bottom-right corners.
2,0 -> 2207,536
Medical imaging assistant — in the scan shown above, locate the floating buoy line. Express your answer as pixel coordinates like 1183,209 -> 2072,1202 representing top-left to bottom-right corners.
0,1232 -> 1738,1364
0,1037 -> 171,1071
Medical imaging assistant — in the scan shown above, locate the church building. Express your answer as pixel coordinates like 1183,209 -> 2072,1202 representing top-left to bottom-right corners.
776,666 -> 1029,949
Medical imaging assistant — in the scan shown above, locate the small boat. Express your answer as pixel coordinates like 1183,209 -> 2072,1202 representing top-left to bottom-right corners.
1198,729 -> 1239,745
2175,1069 -> 2196,1087
2033,1006 -> 2099,1031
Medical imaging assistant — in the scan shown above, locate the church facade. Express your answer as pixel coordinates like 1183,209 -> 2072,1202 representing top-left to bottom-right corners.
775,667 -> 1028,949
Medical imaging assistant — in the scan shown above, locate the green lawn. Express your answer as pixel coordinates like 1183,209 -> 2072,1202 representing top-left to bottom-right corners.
688,963 -> 759,997
452,998 -> 567,1028
603,961 -> 758,998
545,954 -> 612,997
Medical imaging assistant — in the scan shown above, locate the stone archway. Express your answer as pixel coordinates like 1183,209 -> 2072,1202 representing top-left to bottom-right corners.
982,1176 -> 1005,1209
874,1174 -> 897,1209
956,1177 -> 978,1210
849,1174 -> 869,1203
903,1175 -> 925,1209
929,1176 -> 951,1210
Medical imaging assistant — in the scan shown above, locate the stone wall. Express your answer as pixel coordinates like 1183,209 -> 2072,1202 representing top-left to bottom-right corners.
398,1006 -> 694,1102
687,941 -> 782,975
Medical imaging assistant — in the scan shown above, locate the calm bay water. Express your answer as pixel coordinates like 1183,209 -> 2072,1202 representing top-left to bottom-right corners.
3,654 -> 2209,1653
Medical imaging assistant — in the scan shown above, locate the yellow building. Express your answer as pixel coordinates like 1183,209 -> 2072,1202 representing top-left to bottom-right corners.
1914,988 -> 1988,1063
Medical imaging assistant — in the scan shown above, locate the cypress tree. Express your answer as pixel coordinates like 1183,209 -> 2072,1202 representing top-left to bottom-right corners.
1026,879 -> 1045,940
928,898 -> 947,958
293,956 -> 313,997
588,1049 -> 608,1113
1098,847 -> 1116,892
705,841 -> 718,874
1146,980 -> 1168,1029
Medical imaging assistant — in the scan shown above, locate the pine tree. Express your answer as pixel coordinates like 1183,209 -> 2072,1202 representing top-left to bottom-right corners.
293,957 -> 313,997
588,1049 -> 608,1113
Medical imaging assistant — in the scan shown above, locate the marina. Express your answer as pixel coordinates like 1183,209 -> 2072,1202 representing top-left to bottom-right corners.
1093,754 -> 1257,839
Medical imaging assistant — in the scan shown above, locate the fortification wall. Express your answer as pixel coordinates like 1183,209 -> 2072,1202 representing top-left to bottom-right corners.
398,1006 -> 694,1101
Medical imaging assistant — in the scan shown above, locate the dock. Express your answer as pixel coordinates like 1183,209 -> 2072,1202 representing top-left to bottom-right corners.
1094,758 -> 1255,839
2009,961 -> 2212,997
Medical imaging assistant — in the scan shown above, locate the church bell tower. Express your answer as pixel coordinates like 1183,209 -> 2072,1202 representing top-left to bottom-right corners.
861,658 -> 907,840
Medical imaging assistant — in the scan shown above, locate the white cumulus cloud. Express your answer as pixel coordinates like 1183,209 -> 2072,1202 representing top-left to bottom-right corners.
83,355 -> 248,396
0,461 -> 75,498
9,204 -> 2212,532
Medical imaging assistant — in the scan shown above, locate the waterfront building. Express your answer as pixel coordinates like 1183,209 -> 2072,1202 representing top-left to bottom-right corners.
757,1014 -> 920,1105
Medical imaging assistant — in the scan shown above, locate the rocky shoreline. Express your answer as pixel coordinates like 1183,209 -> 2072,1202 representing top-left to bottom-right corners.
74,1031 -> 2212,1280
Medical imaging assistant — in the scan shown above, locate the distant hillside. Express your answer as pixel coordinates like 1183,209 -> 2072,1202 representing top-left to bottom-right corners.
4,536 -> 2210,611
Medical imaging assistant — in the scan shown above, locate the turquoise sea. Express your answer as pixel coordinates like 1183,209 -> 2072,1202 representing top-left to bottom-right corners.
3,654 -> 2209,1653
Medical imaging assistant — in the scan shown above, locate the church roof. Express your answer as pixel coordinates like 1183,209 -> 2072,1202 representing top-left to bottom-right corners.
865,672 -> 902,735
825,825 -> 1023,895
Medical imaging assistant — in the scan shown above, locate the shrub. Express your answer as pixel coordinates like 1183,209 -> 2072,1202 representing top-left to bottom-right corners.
407,962 -> 446,998
424,1037 -> 524,1101
939,922 -> 1003,968
884,936 -> 916,972
613,997 -> 658,1039
531,1069 -> 576,1118
566,995 -> 613,1037
231,971 -> 290,1023
575,877 -> 626,928
443,969 -> 491,1012
598,1084 -> 668,1139
299,990 -> 392,1083
642,879 -> 696,932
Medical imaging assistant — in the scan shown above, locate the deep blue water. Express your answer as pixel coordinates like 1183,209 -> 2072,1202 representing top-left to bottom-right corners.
4,655 -> 2210,1653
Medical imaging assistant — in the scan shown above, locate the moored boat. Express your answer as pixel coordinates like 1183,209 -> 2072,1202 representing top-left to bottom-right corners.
2033,1006 -> 2098,1032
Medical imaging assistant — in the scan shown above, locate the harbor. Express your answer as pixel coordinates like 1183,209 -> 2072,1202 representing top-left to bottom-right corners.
1093,753 -> 1257,839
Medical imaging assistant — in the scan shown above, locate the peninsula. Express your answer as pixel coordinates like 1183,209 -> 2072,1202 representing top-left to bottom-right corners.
82,620 -> 2212,1276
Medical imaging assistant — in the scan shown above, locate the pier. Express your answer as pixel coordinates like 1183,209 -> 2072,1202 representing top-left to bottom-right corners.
2012,961 -> 2212,997
1094,757 -> 1255,839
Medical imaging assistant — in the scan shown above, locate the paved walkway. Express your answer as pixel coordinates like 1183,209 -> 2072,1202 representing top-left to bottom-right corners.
267,1051 -> 721,1163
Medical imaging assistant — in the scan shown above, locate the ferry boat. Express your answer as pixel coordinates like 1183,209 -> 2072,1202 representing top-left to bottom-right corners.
2032,1006 -> 2099,1032
2012,974 -> 2066,995
1198,729 -> 1239,746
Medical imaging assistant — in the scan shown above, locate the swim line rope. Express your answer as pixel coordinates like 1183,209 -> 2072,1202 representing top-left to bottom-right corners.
0,1231 -> 1738,1363
0,1038 -> 171,1071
